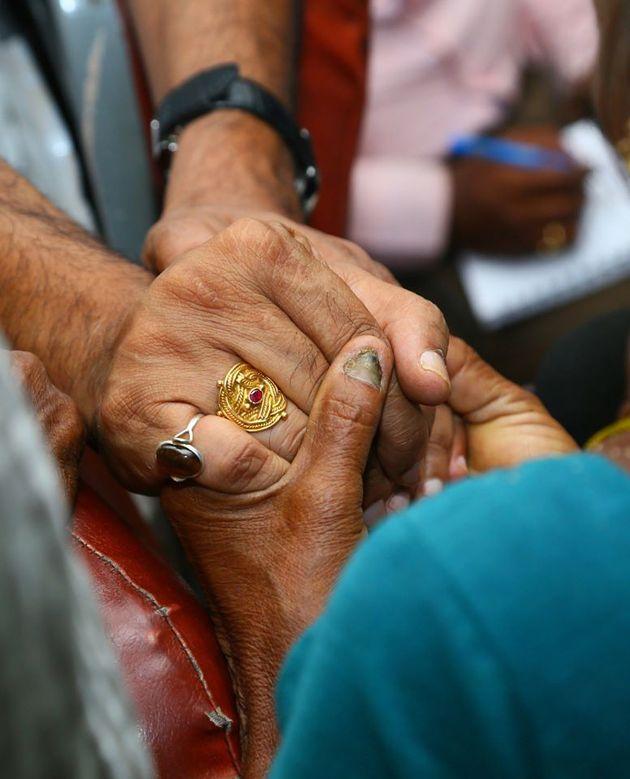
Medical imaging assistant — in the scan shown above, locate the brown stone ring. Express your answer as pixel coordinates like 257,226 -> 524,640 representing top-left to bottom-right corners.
156,413 -> 204,483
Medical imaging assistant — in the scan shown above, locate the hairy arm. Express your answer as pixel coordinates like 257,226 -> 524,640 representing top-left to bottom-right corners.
128,0 -> 301,216
0,161 -> 150,428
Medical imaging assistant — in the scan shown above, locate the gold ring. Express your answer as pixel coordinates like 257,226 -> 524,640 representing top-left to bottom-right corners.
538,222 -> 568,253
217,363 -> 288,432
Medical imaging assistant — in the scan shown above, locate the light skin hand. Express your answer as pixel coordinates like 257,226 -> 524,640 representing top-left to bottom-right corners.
130,0 -> 451,481
98,218 -> 426,501
160,335 -> 393,778
143,120 -> 451,504
0,158 -> 425,500
146,111 -> 452,406
418,338 -> 578,491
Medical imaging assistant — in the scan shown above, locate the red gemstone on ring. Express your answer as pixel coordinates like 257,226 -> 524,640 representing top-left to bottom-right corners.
249,388 -> 264,405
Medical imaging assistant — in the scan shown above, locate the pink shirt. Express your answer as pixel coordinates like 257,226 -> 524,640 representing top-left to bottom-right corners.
348,0 -> 598,266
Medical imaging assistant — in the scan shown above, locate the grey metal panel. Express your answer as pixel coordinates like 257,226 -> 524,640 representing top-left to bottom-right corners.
0,35 -> 95,228
26,0 -> 157,261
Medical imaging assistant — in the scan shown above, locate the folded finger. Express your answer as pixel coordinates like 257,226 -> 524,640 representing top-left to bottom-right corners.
419,404 -> 454,497
295,335 -> 393,482
449,415 -> 468,480
157,408 -> 290,493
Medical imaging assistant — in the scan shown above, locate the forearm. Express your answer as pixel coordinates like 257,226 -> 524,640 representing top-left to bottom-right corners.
128,0 -> 298,105
129,0 -> 301,218
167,504 -> 348,777
0,162 -> 150,428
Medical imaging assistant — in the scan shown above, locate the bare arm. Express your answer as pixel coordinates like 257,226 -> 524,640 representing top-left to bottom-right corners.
126,0 -> 453,476
0,160 -> 150,428
128,0 -> 301,216
128,0 -> 298,104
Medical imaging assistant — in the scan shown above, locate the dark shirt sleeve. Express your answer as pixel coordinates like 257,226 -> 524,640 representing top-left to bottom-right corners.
271,455 -> 630,779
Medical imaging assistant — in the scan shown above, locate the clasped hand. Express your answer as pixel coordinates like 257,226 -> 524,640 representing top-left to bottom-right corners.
98,218 -> 450,508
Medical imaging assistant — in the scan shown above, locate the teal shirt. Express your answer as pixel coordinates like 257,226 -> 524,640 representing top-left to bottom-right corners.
271,455 -> 630,778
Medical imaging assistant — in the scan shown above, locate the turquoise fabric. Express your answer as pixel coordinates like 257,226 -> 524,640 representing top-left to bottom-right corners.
271,455 -> 630,778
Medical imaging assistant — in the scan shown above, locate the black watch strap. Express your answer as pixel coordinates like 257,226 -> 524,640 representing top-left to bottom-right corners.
151,63 -> 320,216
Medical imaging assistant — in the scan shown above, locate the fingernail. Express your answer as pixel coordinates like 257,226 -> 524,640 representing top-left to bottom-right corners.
344,348 -> 383,390
420,350 -> 450,388
423,478 -> 444,497
363,500 -> 386,528
386,491 -> 411,514
450,455 -> 469,479
401,462 -> 421,487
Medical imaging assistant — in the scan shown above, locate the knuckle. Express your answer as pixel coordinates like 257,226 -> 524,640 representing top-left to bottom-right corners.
346,317 -> 386,345
98,382 -> 149,442
388,422 -> 426,459
380,404 -> 427,458
223,218 -> 312,285
336,238 -> 375,269
302,359 -> 329,410
418,299 -> 449,343
157,257 -> 232,313
274,419 -> 306,460
142,222 -> 179,272
322,394 -> 376,432
55,400 -> 85,447
219,436 -> 270,488
11,350 -> 45,382
225,217 -> 289,260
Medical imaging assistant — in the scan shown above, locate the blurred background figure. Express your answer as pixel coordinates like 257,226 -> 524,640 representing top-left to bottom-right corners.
349,0 -> 598,265
350,0 -> 630,384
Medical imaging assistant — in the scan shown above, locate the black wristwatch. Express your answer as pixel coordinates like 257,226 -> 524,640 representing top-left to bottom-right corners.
150,63 -> 320,216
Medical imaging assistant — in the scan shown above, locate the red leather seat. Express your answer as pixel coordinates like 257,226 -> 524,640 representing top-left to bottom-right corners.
72,478 -> 241,779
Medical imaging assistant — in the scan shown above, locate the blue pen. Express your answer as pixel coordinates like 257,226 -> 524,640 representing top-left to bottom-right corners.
450,135 -> 575,172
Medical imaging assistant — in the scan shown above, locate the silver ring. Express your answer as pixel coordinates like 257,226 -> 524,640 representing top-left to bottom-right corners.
156,413 -> 205,483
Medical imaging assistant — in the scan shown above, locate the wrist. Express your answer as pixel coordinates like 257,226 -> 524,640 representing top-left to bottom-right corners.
163,112 -> 302,220
81,271 -> 151,436
184,546 -> 310,775
167,509 -> 345,753
0,200 -> 152,435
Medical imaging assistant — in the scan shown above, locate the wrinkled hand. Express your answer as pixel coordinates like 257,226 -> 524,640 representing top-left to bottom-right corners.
143,206 -> 451,486
98,219 -> 431,503
420,339 -> 577,484
451,125 -> 588,255
10,351 -> 84,503
161,334 -> 392,778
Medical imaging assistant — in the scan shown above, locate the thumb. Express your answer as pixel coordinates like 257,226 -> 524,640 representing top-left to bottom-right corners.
295,336 -> 393,482
445,337 -> 522,423
446,337 -> 577,470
